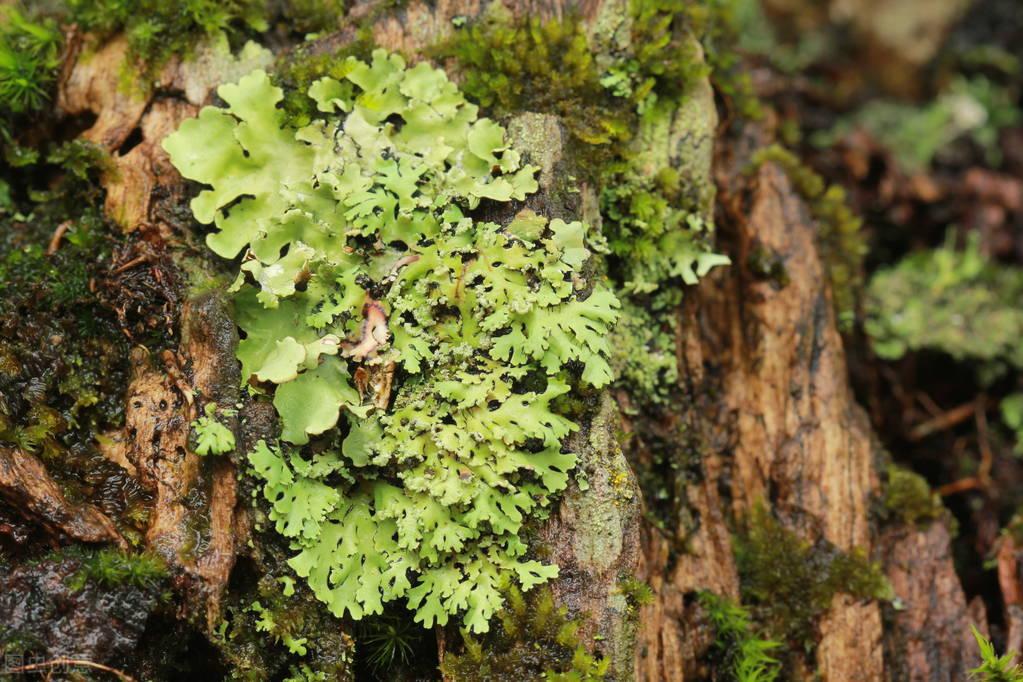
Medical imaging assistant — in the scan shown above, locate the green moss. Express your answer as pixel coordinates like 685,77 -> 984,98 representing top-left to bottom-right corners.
750,144 -> 865,330
735,506 -> 890,654
440,585 -> 609,681
698,591 -> 781,682
0,6 -> 62,128
683,0 -> 763,120
970,626 -> 1023,682
434,8 -> 629,151
881,465 -> 945,527
66,547 -> 168,592
617,575 -> 654,614
67,0 -> 269,82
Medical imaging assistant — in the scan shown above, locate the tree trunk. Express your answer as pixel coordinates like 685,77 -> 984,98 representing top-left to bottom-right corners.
0,0 -> 990,680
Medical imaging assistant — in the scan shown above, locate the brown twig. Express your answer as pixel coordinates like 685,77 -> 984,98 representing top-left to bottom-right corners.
5,658 -> 136,681
937,476 -> 983,496
908,400 -> 981,442
936,397 -> 994,496
46,220 -> 72,256
975,401 -> 993,486
112,255 -> 150,275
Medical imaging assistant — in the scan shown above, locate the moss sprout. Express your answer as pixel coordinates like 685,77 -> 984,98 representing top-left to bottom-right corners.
440,585 -> 609,681
698,591 -> 781,682
970,625 -> 1023,682
67,547 -> 168,592
0,6 -> 62,125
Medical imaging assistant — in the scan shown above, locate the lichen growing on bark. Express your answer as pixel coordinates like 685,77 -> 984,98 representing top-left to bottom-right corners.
164,50 -> 620,633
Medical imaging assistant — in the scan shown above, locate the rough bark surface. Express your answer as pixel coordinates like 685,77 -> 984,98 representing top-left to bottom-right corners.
0,446 -> 125,546
881,521 -> 979,681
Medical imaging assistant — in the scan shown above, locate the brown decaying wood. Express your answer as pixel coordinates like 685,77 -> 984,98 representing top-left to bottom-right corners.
0,446 -> 125,547
881,522 -> 980,680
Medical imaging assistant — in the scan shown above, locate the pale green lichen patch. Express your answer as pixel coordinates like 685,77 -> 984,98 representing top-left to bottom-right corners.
163,51 -> 619,633
865,231 -> 1023,369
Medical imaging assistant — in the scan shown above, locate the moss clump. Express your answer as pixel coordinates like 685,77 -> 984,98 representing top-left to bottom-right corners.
698,591 -> 781,682
750,144 -> 865,330
214,569 -> 355,681
735,506 -> 890,654
440,585 -> 609,681
0,6 -> 62,129
66,547 -> 168,592
617,575 -> 654,615
881,465 -> 945,527
683,0 -> 763,120
435,9 -> 629,149
67,0 -> 269,81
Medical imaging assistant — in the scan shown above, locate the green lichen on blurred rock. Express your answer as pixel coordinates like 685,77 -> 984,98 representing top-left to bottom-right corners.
1002,394 -> 1023,456
735,506 -> 890,654
880,465 -> 945,527
815,76 -> 1021,172
440,585 -> 609,681
698,591 -> 781,682
865,232 -> 1023,370
751,144 -> 865,330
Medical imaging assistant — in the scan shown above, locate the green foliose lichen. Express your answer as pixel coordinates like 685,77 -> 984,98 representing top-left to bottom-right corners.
439,7 -> 730,409
865,231 -> 1023,371
735,506 -> 890,654
440,585 -> 609,681
163,50 -> 620,634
